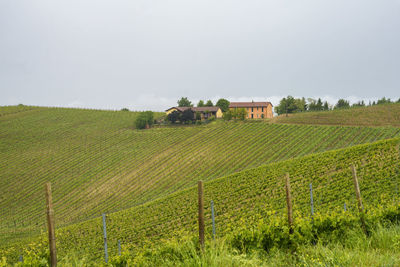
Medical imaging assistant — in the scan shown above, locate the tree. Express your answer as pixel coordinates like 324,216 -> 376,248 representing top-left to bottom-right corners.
181,109 -> 195,123
135,111 -> 154,129
307,99 -> 316,111
205,100 -> 213,107
195,112 -> 202,121
121,108 -> 129,111
377,97 -> 392,105
228,108 -> 247,120
135,115 -> 147,129
222,110 -> 233,120
323,101 -> 330,111
203,109 -> 210,120
167,110 -> 180,124
236,108 -> 247,120
307,98 -> 330,111
352,100 -> 365,107
307,99 -> 315,111
275,96 -> 305,115
177,97 -> 193,107
144,111 -> 154,126
309,98 -> 323,111
274,97 -> 289,115
216,98 -> 230,112
316,98 -> 323,110
197,100 -> 205,107
230,109 -> 238,120
334,99 -> 350,109
296,97 -> 307,112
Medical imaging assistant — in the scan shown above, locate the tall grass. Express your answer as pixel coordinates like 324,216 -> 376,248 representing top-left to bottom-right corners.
106,223 -> 400,267
3,208 -> 400,266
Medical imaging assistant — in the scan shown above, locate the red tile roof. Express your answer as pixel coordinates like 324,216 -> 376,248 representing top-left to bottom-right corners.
229,102 -> 272,108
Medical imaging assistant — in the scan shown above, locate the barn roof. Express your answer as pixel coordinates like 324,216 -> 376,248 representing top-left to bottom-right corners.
165,106 -> 221,112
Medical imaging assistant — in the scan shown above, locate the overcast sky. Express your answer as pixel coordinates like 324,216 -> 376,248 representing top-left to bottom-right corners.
1,0 -> 399,111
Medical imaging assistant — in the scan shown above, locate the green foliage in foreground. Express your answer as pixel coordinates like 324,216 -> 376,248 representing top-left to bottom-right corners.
116,207 -> 400,267
2,204 -> 400,266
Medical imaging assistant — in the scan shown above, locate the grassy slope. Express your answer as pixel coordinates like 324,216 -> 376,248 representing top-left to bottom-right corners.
5,137 -> 400,262
7,217 -> 400,266
271,103 -> 400,127
1,106 -> 400,245
104,223 -> 400,267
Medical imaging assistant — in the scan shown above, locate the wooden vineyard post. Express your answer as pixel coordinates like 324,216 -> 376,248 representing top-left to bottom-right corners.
45,182 -> 57,267
285,173 -> 294,234
351,164 -> 367,235
351,165 -> 363,211
309,183 -> 314,220
118,240 -> 121,256
102,213 -> 108,263
211,200 -> 216,240
198,181 -> 205,250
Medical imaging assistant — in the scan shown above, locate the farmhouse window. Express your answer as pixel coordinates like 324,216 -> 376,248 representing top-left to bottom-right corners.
251,107 -> 253,112
262,107 -> 264,112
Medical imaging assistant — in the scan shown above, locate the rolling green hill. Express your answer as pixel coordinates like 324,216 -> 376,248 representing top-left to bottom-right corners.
1,105 -> 400,247
3,137 -> 399,263
271,103 -> 400,127
1,105 -> 400,245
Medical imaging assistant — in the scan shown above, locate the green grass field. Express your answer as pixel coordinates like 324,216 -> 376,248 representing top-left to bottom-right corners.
272,103 -> 400,127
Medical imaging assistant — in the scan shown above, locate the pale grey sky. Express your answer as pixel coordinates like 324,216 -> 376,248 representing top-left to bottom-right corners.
1,0 -> 399,111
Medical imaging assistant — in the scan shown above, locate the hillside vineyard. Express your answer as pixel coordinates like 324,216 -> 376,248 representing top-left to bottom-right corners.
4,138 -> 400,262
273,103 -> 400,127
1,105 -> 400,246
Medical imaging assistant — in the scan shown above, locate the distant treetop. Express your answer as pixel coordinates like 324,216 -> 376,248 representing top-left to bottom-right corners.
178,97 -> 193,107
197,100 -> 205,107
216,98 -> 230,112
334,99 -> 350,109
205,100 -> 213,107
274,96 -> 306,115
